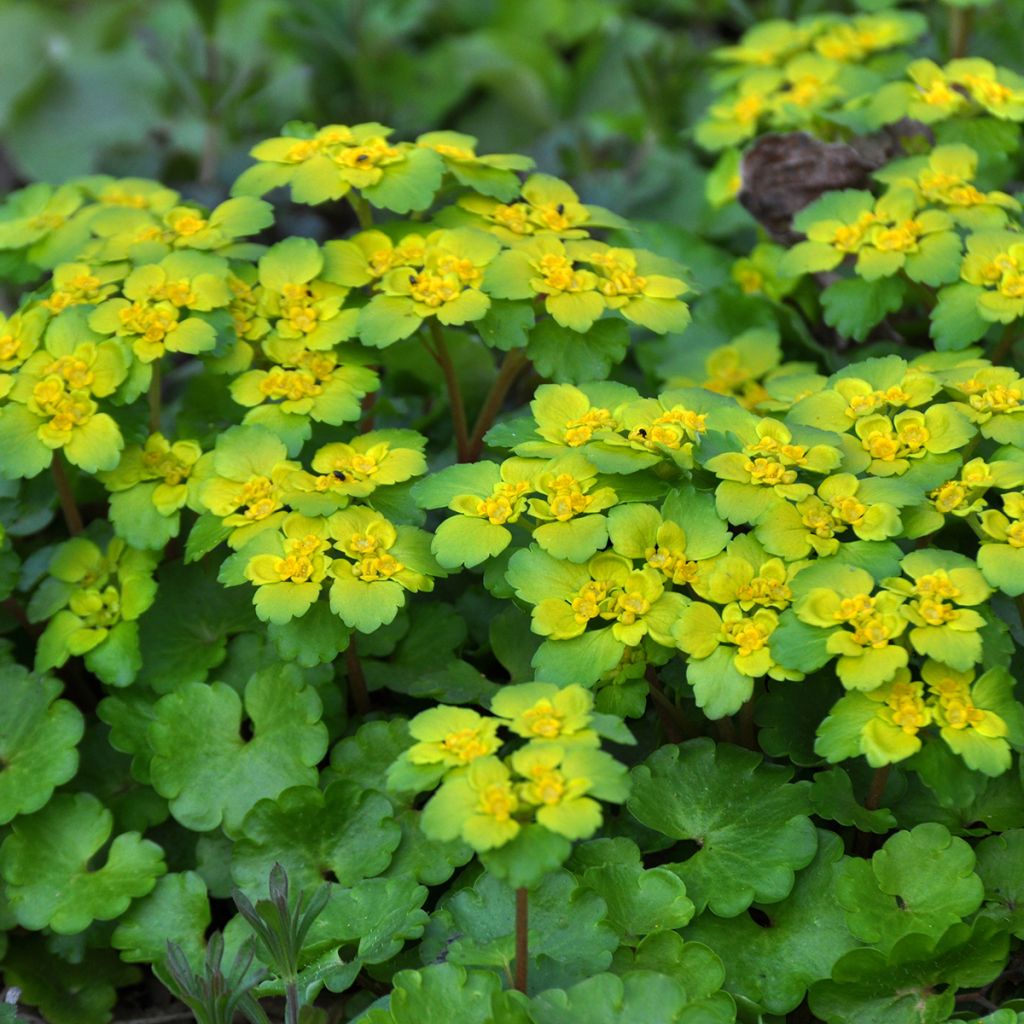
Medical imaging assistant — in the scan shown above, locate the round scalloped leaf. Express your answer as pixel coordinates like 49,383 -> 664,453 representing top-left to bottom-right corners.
231,781 -> 401,895
808,921 -> 1009,1024
326,717 -> 412,793
527,319 -> 630,385
810,768 -> 897,835
421,869 -> 618,991
2,935 -> 139,1024
148,666 -> 328,835
627,739 -> 818,916
530,970 -> 697,1024
685,830 -> 860,1015
139,558 -> 259,692
0,791 -> 166,934
972,829 -> 1024,938
111,870 -> 210,968
267,600 -> 351,667
479,823 -> 573,890
381,963 -> 503,1024
305,874 -> 430,966
836,823 -> 984,954
383,806 -> 473,886
580,844 -> 695,941
0,666 -> 83,824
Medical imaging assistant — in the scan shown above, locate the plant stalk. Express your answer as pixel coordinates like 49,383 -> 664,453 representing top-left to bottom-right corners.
198,33 -> 221,187
348,193 -> 375,231
285,980 -> 300,1024
466,348 -> 529,462
739,691 -> 758,751
949,5 -> 973,59
148,362 -> 162,434
428,320 -> 471,462
990,324 -> 1017,366
345,637 -> 371,716
51,452 -> 84,536
514,887 -> 529,994
645,666 -> 685,744
865,764 -> 891,811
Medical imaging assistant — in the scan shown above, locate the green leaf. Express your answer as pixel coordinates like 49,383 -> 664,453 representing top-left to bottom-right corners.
479,823 -> 573,890
820,277 -> 905,342
232,782 -> 401,894
835,823 -> 984,954
384,964 -> 502,1024
111,871 -> 210,968
329,575 -> 406,633
978,543 -> 1024,597
581,850 -> 695,941
184,512 -> 233,563
384,807 -> 473,886
0,791 -> 165,934
0,666 -> 83,824
326,718 -> 412,794
432,515 -> 510,569
810,768 -> 897,834
2,936 -> 137,1024
529,971 -> 696,1024
148,666 -> 328,835
533,630 -> 625,686
975,830 -> 1024,938
139,558 -> 258,691
422,869 -> 618,990
527,319 -> 630,384
108,484 -> 179,550
809,920 -> 1009,1024
309,874 -> 429,965
362,147 -> 444,213
268,600 -> 351,668
756,679 -> 838,767
931,283 -> 990,351
769,610 -> 833,674
476,300 -> 535,351
627,739 -> 818,915
359,296 -> 423,348
685,831 -> 860,1015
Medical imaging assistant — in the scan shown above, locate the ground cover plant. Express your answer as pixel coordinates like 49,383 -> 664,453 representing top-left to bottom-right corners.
1,1 -> 1024,1022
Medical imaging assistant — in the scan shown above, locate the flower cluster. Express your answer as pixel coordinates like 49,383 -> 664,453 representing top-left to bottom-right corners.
387,683 -> 632,852
696,10 -> 927,151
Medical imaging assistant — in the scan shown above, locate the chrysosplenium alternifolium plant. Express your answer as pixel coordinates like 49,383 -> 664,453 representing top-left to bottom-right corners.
1,7 -> 1024,1022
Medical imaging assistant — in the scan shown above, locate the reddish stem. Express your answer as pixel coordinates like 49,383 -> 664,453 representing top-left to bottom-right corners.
345,637 -> 371,716
51,452 -> 84,536
514,887 -> 529,994
466,348 -> 529,461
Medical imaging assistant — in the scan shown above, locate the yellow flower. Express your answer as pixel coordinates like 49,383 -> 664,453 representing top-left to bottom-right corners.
491,683 -> 596,744
405,707 -> 502,768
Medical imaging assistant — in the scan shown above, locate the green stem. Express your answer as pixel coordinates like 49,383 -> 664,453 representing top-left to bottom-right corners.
51,452 -> 84,536
645,666 -> 685,744
345,637 -> 371,716
427,320 -> 471,462
989,323 -> 1017,366
285,979 -> 300,1024
949,5 -> 974,59
148,361 -> 162,434
466,348 -> 529,462
1015,596 -> 1024,635
738,690 -> 758,751
865,764 -> 891,811
348,192 -> 375,231
198,33 -> 221,187
514,887 -> 529,994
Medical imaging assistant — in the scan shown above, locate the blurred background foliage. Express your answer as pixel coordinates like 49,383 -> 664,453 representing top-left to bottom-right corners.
2,0 -> 1020,245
